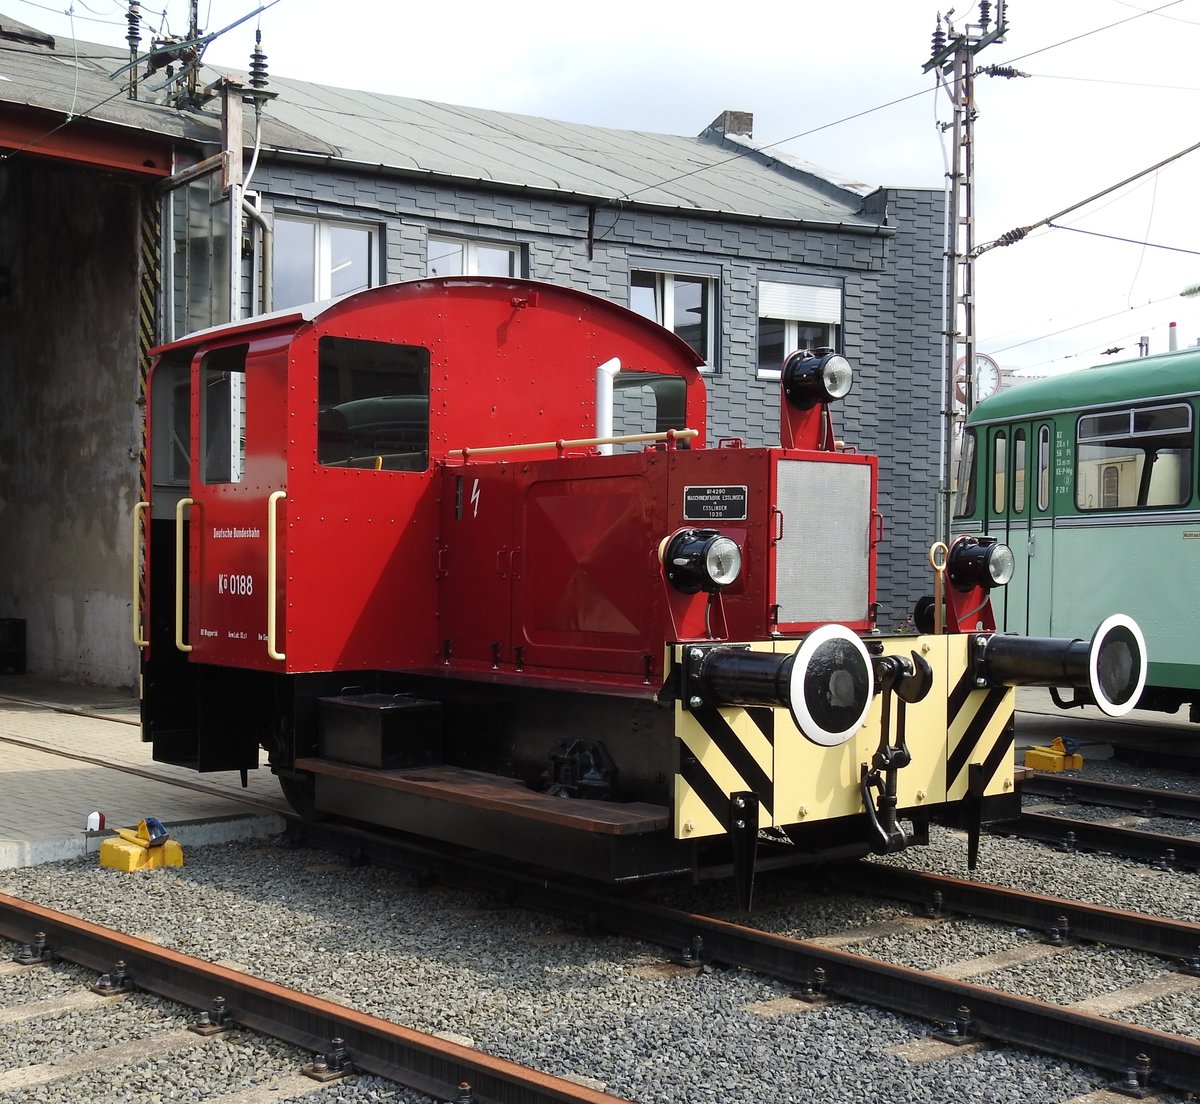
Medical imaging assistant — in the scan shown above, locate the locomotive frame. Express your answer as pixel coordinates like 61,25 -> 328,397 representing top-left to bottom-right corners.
133,277 -> 1145,905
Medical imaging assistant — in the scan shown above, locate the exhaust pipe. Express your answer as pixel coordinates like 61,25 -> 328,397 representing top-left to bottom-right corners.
971,613 -> 1148,718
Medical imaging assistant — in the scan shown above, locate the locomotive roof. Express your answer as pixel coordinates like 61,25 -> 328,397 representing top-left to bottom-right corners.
968,346 -> 1200,423
1,16 -> 899,228
150,276 -> 708,365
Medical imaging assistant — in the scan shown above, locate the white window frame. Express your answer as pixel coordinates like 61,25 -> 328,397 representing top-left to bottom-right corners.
757,279 -> 843,381
272,215 -> 375,308
426,235 -> 521,277
630,270 -> 717,371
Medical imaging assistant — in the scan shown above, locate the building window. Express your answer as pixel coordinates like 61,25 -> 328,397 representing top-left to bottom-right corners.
427,236 -> 519,277
630,271 -> 715,367
757,280 -> 842,379
273,217 -> 373,310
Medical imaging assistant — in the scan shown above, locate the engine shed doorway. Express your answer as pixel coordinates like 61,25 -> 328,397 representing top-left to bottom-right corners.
0,157 -> 149,686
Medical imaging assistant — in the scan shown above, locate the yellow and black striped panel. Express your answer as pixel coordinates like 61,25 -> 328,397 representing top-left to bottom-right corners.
136,187 -> 161,504
671,634 -> 1017,841
674,700 -> 775,840
945,634 -> 1016,801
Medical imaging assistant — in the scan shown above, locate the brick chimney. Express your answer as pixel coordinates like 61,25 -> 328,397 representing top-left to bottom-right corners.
701,110 -> 753,139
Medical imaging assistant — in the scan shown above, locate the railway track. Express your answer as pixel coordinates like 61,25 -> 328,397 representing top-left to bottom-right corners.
0,890 -> 630,1104
6,691 -> 1200,1099
288,817 -> 1200,1099
994,772 -> 1200,870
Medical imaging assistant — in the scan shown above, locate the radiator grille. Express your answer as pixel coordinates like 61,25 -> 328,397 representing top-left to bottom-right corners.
775,460 -> 870,623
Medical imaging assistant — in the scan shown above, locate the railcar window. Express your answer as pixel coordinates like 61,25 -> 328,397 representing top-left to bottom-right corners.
1013,429 -> 1027,514
1037,425 -> 1050,511
200,345 -> 248,485
317,337 -> 431,472
992,431 -> 1007,515
952,429 -> 976,517
1076,402 -> 1193,510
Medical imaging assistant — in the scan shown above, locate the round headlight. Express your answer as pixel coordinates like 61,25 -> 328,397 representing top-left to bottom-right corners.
782,349 -> 855,410
663,529 -> 743,594
947,536 -> 1014,591
987,542 -> 1015,586
821,354 -> 853,400
704,536 -> 742,587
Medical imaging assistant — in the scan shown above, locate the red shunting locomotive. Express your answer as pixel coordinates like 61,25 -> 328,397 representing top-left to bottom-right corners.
134,277 -> 1146,904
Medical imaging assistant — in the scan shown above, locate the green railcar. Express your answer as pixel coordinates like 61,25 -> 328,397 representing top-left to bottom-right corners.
955,347 -> 1199,720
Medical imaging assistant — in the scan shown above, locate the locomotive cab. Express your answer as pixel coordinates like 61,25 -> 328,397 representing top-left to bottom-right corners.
135,277 -> 1144,905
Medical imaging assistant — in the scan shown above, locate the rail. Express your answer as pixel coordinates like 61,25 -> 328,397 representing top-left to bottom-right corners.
0,891 -> 630,1104
286,816 -> 1200,1096
448,427 -> 698,461
830,862 -> 1200,961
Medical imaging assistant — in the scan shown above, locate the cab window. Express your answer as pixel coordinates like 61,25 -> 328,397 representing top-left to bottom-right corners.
318,338 -> 431,471
952,429 -> 976,518
200,344 -> 248,485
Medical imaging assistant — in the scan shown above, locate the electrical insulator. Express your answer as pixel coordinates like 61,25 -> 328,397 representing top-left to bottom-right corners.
126,0 -> 141,50
979,0 -> 991,32
931,23 -> 947,57
249,29 -> 269,90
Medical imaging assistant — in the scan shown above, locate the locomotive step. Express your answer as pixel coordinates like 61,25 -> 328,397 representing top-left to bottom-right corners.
293,759 -> 669,835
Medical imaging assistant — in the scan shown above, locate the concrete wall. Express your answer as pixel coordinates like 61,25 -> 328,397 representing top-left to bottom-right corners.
256,163 -> 944,624
0,160 -> 142,686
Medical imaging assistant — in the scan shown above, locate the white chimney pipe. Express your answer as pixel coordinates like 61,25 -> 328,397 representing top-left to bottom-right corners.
595,357 -> 621,455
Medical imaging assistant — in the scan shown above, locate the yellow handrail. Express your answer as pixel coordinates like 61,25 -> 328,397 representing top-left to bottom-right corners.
448,427 -> 698,460
174,498 -> 194,653
267,490 -> 286,662
132,501 -> 149,648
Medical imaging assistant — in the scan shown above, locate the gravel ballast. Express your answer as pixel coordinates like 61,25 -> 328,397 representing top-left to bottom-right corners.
2,756 -> 1199,1102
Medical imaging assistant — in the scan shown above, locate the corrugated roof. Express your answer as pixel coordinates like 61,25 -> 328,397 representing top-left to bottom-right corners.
0,15 -> 883,227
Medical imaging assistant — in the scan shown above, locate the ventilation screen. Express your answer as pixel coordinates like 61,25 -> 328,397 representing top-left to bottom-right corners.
774,461 -> 871,623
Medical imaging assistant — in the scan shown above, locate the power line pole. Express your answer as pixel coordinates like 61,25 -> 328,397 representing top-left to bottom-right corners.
924,2 -> 1009,544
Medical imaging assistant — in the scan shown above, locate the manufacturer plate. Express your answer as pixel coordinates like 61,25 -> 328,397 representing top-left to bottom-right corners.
683,485 -> 748,522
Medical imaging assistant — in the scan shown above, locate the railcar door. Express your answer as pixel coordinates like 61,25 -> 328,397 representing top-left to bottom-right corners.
1025,422 -> 1056,635
184,337 -> 290,677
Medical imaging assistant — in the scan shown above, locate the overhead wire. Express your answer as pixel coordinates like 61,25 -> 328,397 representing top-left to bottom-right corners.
998,0 -> 1187,64
973,137 -> 1200,256
988,291 -> 1181,356
1046,222 -> 1200,257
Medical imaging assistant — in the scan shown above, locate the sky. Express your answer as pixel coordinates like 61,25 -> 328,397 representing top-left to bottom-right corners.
11,0 -> 1200,378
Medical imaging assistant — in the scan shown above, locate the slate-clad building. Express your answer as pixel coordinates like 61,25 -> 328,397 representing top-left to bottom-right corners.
0,16 -> 944,686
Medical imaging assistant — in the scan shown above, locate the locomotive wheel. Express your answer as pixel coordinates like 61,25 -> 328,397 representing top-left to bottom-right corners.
277,769 -> 322,820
